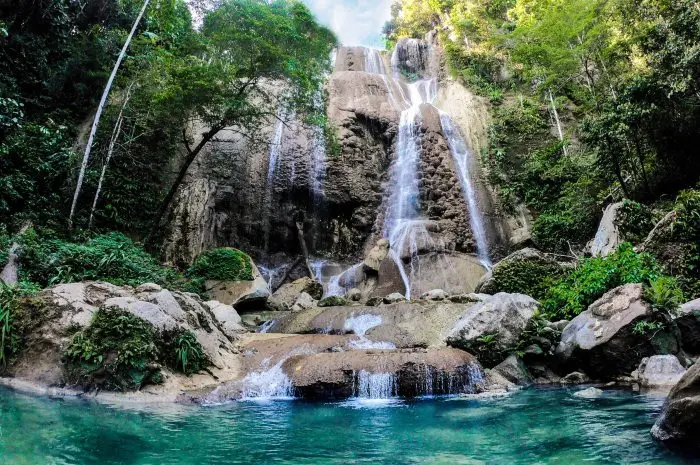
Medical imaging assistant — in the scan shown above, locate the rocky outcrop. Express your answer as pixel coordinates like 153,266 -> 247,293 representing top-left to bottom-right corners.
475,248 -> 563,298
652,361 -> 700,451
555,284 -> 680,379
633,355 -> 686,389
267,277 -> 323,311
675,298 -> 700,354
492,354 -> 533,386
272,300 -> 470,348
446,293 -> 539,366
587,202 -> 623,257
5,282 -> 243,398
282,347 -> 485,400
204,262 -> 270,311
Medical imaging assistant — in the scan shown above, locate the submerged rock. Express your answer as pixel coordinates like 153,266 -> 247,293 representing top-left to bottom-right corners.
555,284 -> 679,380
574,387 -> 604,399
652,361 -> 700,451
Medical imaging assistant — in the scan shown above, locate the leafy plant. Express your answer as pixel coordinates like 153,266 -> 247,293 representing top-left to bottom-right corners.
644,276 -> 684,315
162,329 -> 208,376
633,320 -> 663,336
541,243 -> 662,319
0,281 -> 39,367
615,200 -> 654,244
188,248 -> 253,282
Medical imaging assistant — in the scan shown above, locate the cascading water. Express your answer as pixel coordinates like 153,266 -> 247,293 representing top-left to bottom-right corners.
344,314 -> 396,350
439,113 -> 492,268
382,79 -> 438,299
262,115 -> 286,252
354,371 -> 397,399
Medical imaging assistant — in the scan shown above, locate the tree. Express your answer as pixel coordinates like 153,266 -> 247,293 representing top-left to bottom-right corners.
146,0 -> 337,238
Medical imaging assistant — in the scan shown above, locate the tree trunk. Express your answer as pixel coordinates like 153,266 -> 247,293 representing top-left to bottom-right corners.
548,88 -> 568,156
272,256 -> 304,293
146,123 -> 225,242
88,83 -> 135,229
68,0 -> 150,229
295,221 -> 314,278
0,222 -> 32,286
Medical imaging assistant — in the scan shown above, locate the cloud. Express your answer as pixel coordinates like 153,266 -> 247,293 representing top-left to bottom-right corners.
300,0 -> 392,48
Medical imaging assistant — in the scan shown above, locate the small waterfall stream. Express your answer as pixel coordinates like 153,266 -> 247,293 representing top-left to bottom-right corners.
439,113 -> 492,268
263,115 -> 286,252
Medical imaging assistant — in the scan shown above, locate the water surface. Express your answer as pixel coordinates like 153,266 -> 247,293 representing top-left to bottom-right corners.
0,387 -> 694,464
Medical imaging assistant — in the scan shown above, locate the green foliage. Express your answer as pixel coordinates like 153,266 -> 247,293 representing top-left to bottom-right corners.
19,231 -> 179,288
482,254 -> 563,300
669,188 -> 700,298
633,320 -> 663,336
643,276 -> 684,315
162,329 -> 208,375
0,282 -> 40,367
64,307 -> 161,391
188,248 -> 253,282
318,296 -> 348,307
615,200 -> 654,244
541,243 -> 662,319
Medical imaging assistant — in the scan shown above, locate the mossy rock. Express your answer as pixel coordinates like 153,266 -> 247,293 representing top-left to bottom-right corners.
189,248 -> 254,282
318,296 -> 348,307
477,248 -> 564,301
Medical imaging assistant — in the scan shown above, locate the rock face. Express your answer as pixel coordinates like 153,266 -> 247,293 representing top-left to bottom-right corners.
634,355 -> 686,389
492,354 -> 533,386
555,284 -> 679,379
446,293 -> 539,364
587,202 -> 623,257
268,277 -> 323,311
282,347 -> 485,400
6,282 -> 242,395
272,300 -> 470,349
675,298 -> 700,354
652,361 -> 700,451
204,262 -> 270,311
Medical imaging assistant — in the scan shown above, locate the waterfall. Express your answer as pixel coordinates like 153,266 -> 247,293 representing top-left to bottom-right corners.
439,113 -> 492,268
344,314 -> 396,349
238,358 -> 294,399
382,79 -> 437,298
263,115 -> 286,251
355,371 -> 397,399
364,48 -> 387,74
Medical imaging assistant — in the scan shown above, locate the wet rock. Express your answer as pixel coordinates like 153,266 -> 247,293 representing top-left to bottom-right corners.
318,296 -> 349,307
560,372 -> 592,385
366,296 -> 383,307
281,347 -> 485,400
346,288 -> 362,302
586,202 -> 623,257
268,277 -> 323,311
363,238 -> 390,273
675,298 -> 700,354
651,361 -> 700,451
446,293 -> 539,366
555,284 -> 680,380
290,292 -> 316,312
492,354 -> 532,386
369,257 -> 407,299
420,289 -> 449,301
384,293 -> 407,304
633,355 -> 686,389
574,387 -> 603,399
205,262 -> 270,311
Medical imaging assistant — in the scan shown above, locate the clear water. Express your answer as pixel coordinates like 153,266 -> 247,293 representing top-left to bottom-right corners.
0,387 -> 694,465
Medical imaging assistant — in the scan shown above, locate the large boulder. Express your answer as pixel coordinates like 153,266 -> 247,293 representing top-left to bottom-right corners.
675,298 -> 700,354
475,248 -> 563,300
267,277 -> 323,311
555,284 -> 680,380
5,282 -> 242,395
633,355 -> 686,389
446,293 -> 539,366
363,238 -> 390,273
281,347 -> 485,400
651,361 -> 700,451
587,202 -> 623,257
205,262 -> 270,311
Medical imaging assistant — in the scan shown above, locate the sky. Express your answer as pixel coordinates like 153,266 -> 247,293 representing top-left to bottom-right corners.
300,0 -> 392,48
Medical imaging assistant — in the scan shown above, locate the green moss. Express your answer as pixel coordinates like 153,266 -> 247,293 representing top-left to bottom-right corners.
64,308 -> 161,391
188,248 -> 253,282
482,254 -> 564,301
318,296 -> 348,307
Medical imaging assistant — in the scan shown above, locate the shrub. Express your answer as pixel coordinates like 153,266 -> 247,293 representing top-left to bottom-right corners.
188,248 -> 253,281
541,243 -> 662,319
615,199 -> 654,244
673,189 -> 700,298
19,231 -> 179,288
0,281 -> 40,368
161,329 -> 209,376
481,253 -> 564,301
64,308 -> 161,391
644,276 -> 684,314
